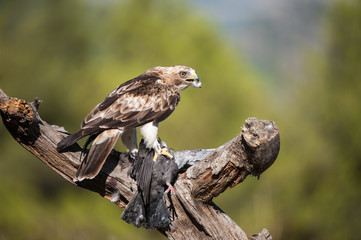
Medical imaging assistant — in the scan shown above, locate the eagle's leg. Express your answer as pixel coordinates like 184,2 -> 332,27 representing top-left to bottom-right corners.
140,122 -> 174,161
121,128 -> 138,158
153,148 -> 173,161
159,148 -> 173,159
153,141 -> 174,161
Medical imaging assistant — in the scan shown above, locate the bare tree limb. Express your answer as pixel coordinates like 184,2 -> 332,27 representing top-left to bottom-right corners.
0,89 -> 279,240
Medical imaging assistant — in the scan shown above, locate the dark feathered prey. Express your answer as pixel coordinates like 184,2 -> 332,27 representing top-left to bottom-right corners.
57,66 -> 201,181
121,139 -> 179,229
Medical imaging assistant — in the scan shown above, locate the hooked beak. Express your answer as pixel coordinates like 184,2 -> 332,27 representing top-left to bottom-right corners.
186,73 -> 201,88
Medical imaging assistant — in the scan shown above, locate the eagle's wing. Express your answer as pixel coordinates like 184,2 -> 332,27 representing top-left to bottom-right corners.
81,75 -> 180,132
57,74 -> 180,151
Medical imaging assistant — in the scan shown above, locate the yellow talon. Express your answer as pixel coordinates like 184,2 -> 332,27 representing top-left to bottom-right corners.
161,148 -> 173,159
153,153 -> 160,161
153,148 -> 173,161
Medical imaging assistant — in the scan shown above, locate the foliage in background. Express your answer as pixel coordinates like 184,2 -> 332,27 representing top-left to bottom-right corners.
0,0 -> 266,239
1,0 -> 360,239
260,1 -> 361,239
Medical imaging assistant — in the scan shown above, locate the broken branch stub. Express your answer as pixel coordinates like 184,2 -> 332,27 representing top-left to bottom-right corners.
186,118 -> 279,202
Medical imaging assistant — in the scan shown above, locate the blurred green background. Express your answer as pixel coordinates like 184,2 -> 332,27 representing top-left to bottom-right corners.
1,0 -> 360,239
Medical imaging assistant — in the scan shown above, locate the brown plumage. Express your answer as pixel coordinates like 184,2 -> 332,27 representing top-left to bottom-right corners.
57,65 -> 201,181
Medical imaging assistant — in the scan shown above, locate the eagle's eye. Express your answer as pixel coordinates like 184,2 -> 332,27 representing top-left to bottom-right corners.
179,71 -> 188,78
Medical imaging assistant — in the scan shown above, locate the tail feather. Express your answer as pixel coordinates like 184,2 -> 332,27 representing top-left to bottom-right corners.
75,129 -> 122,181
121,191 -> 147,228
57,127 -> 102,152
57,130 -> 86,152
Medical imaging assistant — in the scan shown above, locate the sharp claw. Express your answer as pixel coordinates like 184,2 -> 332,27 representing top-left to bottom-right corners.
153,148 -> 173,161
153,153 -> 160,161
160,148 -> 173,159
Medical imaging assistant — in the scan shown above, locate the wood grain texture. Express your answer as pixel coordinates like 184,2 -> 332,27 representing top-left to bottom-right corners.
0,88 -> 279,240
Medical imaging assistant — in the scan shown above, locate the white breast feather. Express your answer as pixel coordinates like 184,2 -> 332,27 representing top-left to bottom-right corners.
140,122 -> 161,153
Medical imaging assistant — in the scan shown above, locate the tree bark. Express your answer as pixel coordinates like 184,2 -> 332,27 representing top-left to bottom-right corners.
0,89 -> 279,240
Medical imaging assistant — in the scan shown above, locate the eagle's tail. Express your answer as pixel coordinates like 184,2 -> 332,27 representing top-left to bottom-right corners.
57,130 -> 86,152
75,129 -> 122,181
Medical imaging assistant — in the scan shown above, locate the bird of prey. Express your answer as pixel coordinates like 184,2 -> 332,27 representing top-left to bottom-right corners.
57,65 -> 201,181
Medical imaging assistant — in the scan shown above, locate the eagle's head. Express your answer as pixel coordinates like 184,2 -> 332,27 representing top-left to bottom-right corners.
147,65 -> 201,90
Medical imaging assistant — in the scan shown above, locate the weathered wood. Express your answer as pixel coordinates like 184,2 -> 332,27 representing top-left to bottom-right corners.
251,228 -> 273,240
0,89 -> 279,240
186,117 -> 279,202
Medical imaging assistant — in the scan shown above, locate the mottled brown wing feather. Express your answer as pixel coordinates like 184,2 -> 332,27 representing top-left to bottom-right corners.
82,75 -> 180,132
57,72 -> 180,151
82,74 -> 160,127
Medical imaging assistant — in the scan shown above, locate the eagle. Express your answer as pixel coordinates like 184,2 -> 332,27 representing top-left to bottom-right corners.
57,65 -> 201,181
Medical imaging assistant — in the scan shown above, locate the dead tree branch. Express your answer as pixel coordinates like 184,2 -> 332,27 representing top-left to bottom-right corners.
0,89 -> 279,240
